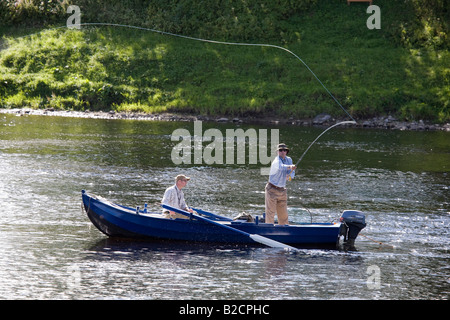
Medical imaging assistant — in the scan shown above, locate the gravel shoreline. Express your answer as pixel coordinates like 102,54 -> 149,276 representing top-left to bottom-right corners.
1,108 -> 449,132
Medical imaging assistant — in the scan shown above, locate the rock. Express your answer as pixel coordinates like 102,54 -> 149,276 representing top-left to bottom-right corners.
313,113 -> 332,125
387,115 -> 397,122
409,122 -> 419,130
0,108 -> 446,132
362,120 -> 372,127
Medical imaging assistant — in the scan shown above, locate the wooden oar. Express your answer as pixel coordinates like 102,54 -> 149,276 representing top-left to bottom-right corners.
161,204 -> 299,251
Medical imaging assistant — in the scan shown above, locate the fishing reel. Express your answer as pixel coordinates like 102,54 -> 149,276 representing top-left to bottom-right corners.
339,210 -> 366,251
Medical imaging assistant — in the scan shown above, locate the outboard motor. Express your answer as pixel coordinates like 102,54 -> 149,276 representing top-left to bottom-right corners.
339,210 -> 366,251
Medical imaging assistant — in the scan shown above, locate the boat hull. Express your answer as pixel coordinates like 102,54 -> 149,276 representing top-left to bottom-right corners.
82,190 -> 342,248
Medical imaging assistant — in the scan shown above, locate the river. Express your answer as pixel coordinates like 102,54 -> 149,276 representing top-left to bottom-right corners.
0,113 -> 448,300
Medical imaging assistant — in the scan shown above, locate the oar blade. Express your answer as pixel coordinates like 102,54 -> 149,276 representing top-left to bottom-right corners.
162,203 -> 298,251
250,234 -> 298,251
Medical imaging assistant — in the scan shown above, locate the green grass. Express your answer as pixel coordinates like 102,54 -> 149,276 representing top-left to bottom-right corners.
0,0 -> 449,122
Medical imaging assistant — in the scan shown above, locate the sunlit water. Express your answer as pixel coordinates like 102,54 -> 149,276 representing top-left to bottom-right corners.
0,113 -> 448,299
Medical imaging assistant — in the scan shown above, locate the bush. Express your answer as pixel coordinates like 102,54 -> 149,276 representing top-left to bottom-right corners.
0,0 -> 66,27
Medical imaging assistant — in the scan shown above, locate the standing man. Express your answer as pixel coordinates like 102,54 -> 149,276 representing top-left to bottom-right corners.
162,174 -> 194,219
265,143 -> 296,225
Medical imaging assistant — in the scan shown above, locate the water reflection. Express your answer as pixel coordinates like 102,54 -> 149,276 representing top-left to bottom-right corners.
80,238 -> 366,300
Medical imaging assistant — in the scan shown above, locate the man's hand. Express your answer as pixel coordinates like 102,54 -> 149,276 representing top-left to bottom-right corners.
287,165 -> 296,181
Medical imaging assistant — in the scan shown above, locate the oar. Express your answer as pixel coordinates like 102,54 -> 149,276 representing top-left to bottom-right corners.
161,204 -> 299,251
190,207 -> 233,221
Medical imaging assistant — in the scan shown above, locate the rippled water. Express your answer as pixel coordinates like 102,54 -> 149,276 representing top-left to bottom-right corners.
0,113 -> 448,299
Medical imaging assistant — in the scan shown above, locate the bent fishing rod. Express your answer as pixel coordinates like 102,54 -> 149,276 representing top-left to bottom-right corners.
294,120 -> 356,168
287,120 -> 356,183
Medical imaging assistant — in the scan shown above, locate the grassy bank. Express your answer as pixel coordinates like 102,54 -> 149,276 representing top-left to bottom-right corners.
0,0 -> 449,122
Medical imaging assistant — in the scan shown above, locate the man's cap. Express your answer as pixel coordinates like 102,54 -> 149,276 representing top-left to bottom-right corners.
277,143 -> 290,154
175,174 -> 191,181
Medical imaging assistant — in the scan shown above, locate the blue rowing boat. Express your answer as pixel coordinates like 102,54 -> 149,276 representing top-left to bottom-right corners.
81,190 -> 366,250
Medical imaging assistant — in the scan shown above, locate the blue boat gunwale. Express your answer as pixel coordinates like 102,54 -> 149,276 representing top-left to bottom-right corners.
85,191 -> 338,227
81,190 -> 343,246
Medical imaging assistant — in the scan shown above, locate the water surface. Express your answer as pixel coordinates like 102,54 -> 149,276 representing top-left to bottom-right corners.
0,113 -> 448,299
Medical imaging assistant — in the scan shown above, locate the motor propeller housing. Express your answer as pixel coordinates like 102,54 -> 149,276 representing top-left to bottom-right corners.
339,210 -> 366,250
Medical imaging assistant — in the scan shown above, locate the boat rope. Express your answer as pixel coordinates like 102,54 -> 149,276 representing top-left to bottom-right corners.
10,22 -> 355,122
359,234 -> 395,248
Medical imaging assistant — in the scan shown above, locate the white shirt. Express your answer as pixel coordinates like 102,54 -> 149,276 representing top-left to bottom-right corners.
161,184 -> 188,213
268,155 -> 295,188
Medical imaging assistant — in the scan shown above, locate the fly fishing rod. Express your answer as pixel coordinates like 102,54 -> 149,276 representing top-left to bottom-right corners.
20,22 -> 359,164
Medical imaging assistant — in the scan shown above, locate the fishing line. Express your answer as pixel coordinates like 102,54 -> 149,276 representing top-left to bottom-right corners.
10,22 -> 355,122
79,22 -> 355,121
15,23 -> 359,170
14,23 -> 364,233
289,120 -> 356,220
16,26 -> 358,166
63,24 -> 358,166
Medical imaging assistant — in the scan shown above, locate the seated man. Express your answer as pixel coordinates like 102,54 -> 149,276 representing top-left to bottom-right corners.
161,174 -> 193,219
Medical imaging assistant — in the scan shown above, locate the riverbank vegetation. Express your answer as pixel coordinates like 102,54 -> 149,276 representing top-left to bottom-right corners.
0,0 -> 449,122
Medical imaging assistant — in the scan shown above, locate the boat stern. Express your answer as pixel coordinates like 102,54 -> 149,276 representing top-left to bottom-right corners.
339,210 -> 366,250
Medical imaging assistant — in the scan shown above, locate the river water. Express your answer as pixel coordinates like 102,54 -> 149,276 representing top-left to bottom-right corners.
0,113 -> 448,300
